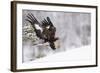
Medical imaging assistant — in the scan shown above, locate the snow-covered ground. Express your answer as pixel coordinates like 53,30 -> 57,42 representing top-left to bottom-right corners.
18,45 -> 95,69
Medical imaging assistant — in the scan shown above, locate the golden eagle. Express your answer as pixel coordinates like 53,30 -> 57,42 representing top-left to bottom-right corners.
26,13 -> 58,50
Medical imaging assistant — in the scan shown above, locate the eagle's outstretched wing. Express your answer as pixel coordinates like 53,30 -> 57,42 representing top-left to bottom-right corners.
26,13 -> 44,39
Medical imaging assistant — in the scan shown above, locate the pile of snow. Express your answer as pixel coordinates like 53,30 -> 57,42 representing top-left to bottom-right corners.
20,46 -> 95,69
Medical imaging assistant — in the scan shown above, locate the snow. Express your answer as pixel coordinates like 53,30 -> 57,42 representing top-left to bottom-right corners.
19,45 -> 95,69
25,46 -> 94,63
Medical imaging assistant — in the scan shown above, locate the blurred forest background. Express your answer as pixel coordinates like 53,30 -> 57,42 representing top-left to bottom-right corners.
22,10 -> 91,63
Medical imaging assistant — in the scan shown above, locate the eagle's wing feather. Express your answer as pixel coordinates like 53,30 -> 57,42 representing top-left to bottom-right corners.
27,13 -> 39,24
26,13 -> 44,39
47,17 -> 54,26
41,18 -> 49,28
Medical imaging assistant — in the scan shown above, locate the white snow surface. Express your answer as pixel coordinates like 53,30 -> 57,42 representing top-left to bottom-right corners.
19,46 -> 95,69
